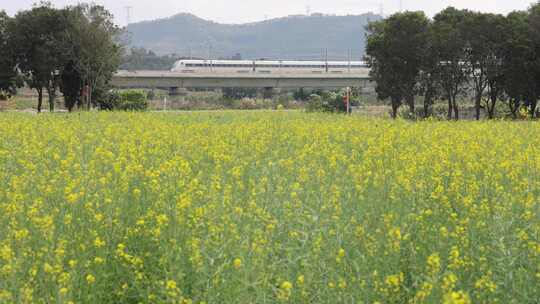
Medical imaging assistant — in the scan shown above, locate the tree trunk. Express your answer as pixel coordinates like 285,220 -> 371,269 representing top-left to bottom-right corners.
406,94 -> 415,114
487,95 -> 497,120
87,86 -> 93,110
47,86 -> 55,113
474,94 -> 482,120
531,100 -> 538,119
452,96 -> 459,120
391,103 -> 398,119
447,98 -> 453,120
509,99 -> 519,119
37,87 -> 43,113
423,90 -> 432,119
391,97 -> 401,119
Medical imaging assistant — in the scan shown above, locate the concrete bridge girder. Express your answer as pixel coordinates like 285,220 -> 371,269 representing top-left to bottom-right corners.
112,78 -> 368,89
111,71 -> 372,90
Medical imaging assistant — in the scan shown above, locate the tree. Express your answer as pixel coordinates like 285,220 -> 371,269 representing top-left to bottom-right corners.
463,12 -> 506,120
366,21 -> 401,118
502,11 -> 534,118
60,60 -> 82,111
64,4 -> 123,109
417,24 -> 440,118
0,11 -> 19,98
366,12 -> 430,119
432,7 -> 470,120
10,3 -> 69,112
527,3 -> 540,118
120,47 -> 177,71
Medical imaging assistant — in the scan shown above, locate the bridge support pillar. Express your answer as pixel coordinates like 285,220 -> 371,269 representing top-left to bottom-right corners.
168,87 -> 179,96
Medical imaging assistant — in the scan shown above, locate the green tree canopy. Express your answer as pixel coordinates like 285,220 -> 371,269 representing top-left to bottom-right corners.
431,7 -> 470,120
463,12 -> 507,119
0,11 -> 20,98
9,3 -> 70,112
63,4 -> 124,109
366,11 -> 430,118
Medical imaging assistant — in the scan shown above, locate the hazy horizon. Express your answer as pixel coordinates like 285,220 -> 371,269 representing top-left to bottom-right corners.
1,0 -> 537,26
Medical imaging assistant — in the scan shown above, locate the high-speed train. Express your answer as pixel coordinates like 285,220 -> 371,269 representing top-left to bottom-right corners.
171,59 -> 368,74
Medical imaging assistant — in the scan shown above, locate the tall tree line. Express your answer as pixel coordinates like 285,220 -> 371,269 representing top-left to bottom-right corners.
0,2 -> 122,112
366,3 -> 540,119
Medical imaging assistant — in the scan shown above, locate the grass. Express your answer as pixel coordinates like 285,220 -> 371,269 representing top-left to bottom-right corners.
0,111 -> 538,303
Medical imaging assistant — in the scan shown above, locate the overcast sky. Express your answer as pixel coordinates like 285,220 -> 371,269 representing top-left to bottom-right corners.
1,0 -> 536,25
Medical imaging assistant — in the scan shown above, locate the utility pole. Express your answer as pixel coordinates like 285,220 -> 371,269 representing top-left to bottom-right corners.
399,0 -> 403,12
325,48 -> 328,73
208,44 -> 213,71
346,87 -> 351,114
125,6 -> 132,25
348,49 -> 351,73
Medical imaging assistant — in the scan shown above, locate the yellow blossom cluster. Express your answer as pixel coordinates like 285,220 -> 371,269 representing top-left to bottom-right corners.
0,111 -> 538,303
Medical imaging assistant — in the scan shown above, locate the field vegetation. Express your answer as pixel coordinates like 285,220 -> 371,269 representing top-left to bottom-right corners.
0,112 -> 538,303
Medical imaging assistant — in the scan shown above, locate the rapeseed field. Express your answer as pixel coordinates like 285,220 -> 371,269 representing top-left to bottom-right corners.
0,111 -> 538,303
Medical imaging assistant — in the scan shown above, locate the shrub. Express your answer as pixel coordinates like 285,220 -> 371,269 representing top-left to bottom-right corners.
118,90 -> 148,111
97,90 -> 148,111
97,90 -> 122,110
321,91 -> 347,113
306,94 -> 324,112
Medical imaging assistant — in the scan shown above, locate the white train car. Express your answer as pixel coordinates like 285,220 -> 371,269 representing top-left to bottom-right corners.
171,59 -> 368,74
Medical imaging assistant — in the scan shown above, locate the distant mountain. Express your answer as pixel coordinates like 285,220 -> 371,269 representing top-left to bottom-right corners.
125,12 -> 382,61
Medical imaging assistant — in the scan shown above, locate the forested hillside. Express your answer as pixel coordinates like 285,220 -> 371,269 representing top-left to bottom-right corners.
125,13 -> 381,60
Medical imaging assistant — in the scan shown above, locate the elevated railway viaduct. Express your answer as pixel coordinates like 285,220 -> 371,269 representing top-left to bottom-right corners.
111,70 -> 373,95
